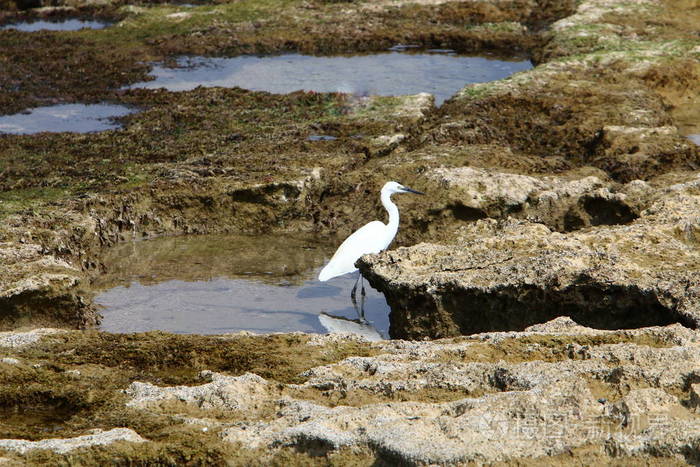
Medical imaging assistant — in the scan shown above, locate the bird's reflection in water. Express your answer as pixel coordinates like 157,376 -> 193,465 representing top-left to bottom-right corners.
298,281 -> 387,339
318,313 -> 383,342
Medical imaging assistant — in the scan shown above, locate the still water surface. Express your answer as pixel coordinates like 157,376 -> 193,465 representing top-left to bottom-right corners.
673,101 -> 700,146
0,52 -> 530,134
94,234 -> 390,339
0,19 -> 110,32
128,53 -> 533,105
0,103 -> 135,135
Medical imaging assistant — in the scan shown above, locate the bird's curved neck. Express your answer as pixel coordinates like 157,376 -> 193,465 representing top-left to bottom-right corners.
381,190 -> 399,234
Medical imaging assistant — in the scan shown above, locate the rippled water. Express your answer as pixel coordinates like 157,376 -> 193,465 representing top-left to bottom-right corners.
93,234 -> 390,339
128,52 -> 533,105
0,19 -> 110,32
0,104 -> 135,134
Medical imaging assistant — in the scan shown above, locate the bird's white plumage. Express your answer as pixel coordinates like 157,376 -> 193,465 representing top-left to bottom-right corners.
318,221 -> 389,281
318,181 -> 422,282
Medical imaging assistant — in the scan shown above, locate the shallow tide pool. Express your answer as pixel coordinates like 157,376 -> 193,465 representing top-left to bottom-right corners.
672,100 -> 700,146
128,52 -> 533,105
93,234 -> 390,339
0,103 -> 135,135
0,19 -> 110,32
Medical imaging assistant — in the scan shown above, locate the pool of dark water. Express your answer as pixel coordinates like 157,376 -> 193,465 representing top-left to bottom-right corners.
127,52 -> 533,105
93,234 -> 390,340
0,405 -> 73,437
0,19 -> 110,32
672,100 -> 700,146
0,104 -> 135,135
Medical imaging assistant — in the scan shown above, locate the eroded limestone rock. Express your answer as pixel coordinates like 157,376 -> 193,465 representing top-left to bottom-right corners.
223,379 -> 604,464
0,328 -> 63,348
125,371 -> 270,411
359,177 -> 700,339
0,428 -> 145,455
113,321 -> 699,465
426,166 -> 640,231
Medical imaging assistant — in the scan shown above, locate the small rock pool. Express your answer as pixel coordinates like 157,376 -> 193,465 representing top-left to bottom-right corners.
0,51 -> 531,134
0,19 -> 111,32
93,233 -> 390,340
672,100 -> 700,146
128,52 -> 533,105
0,103 -> 135,135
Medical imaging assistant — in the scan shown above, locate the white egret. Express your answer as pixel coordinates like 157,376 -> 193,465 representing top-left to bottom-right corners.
318,181 -> 424,315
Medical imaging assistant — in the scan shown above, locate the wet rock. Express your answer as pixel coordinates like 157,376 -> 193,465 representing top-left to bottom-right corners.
0,428 -> 145,454
0,243 -> 97,330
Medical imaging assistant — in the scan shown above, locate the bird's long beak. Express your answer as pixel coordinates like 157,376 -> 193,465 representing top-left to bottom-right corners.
402,186 -> 425,195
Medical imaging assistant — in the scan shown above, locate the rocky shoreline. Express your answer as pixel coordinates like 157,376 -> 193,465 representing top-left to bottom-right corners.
1,0 -> 699,463
1,319 -> 699,464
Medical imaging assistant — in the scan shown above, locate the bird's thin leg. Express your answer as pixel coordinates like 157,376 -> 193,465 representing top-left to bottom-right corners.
359,275 -> 368,323
350,272 -> 361,312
